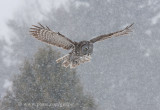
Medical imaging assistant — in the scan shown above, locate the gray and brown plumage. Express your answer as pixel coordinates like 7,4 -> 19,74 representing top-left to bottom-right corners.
30,23 -> 134,68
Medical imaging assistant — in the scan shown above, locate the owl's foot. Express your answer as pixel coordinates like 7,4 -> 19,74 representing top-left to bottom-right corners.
70,61 -> 79,68
56,54 -> 70,63
56,54 -> 73,68
56,54 -> 92,68
70,55 -> 91,68
62,60 -> 70,68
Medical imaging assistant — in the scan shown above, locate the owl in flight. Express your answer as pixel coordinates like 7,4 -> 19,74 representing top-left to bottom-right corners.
30,23 -> 133,68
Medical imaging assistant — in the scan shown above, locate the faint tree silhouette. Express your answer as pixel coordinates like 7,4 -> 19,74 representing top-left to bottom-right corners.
0,46 -> 96,110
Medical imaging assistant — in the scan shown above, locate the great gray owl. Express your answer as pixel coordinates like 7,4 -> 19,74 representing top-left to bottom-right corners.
30,23 -> 133,68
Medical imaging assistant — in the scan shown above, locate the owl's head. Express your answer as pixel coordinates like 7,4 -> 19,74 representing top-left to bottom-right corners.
79,41 -> 93,55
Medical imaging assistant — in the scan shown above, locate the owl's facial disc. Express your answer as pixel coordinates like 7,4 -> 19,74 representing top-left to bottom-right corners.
81,43 -> 93,55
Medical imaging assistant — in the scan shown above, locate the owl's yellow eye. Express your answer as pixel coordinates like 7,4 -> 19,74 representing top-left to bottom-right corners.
85,47 -> 88,50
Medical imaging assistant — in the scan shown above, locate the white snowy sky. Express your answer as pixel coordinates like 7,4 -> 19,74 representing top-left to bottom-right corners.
0,0 -> 70,43
0,0 -> 24,42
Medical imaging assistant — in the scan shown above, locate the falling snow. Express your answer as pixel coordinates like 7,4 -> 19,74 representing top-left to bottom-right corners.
0,0 -> 160,110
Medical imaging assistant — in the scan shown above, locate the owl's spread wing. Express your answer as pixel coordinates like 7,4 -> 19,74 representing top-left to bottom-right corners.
90,23 -> 134,43
30,23 -> 75,50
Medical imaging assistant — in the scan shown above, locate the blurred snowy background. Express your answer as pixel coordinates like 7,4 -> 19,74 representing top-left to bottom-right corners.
0,0 -> 160,109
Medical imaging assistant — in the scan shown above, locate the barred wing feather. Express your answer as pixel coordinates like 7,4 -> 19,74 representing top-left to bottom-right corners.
90,23 -> 134,43
30,23 -> 74,50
